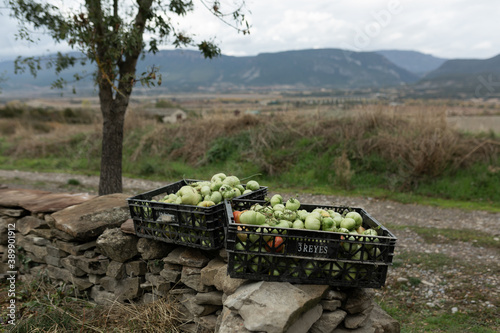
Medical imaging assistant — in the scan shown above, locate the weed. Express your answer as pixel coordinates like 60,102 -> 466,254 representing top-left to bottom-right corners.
67,178 -> 80,186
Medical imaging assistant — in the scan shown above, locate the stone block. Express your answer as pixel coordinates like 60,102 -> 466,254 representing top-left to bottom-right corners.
0,208 -> 26,217
120,218 -> 135,235
195,291 -> 224,306
115,277 -> 143,301
196,314 -> 219,332
46,244 -> 69,258
55,240 -> 96,256
137,237 -> 174,259
160,267 -> 181,283
32,236 -> 51,246
100,276 -> 119,292
310,309 -> 347,333
0,188 -> 95,214
287,304 -> 323,333
60,257 -> 87,277
89,274 -> 104,284
17,235 -> 48,259
51,193 -> 129,241
68,255 -> 110,275
146,259 -> 165,274
44,255 -> 61,267
96,228 -> 139,263
216,307 -> 253,333
224,281 -> 327,333
17,216 -> 48,235
126,260 -> 147,277
163,247 -> 210,268
323,289 -> 347,301
200,258 -> 226,287
145,273 -> 171,296
321,299 -> 342,311
46,265 -> 93,291
182,266 -> 212,292
106,261 -> 126,279
344,304 -> 374,329
90,285 -> 118,305
213,265 -> 248,295
344,289 -> 375,314
30,229 -> 53,240
180,293 -> 220,317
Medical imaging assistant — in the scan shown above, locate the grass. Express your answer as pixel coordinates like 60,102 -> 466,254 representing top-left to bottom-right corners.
386,224 -> 500,249
377,249 -> 499,333
0,273 -> 184,332
1,103 -> 500,211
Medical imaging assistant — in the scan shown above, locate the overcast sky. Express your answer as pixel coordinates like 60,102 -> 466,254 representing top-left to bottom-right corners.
1,0 -> 499,62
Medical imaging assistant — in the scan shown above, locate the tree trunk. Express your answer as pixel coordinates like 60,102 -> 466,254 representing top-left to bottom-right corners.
98,101 -> 126,195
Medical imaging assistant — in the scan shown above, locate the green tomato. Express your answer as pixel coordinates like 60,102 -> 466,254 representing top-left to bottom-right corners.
200,185 -> 211,197
246,180 -> 260,191
297,210 -> 309,221
332,215 -> 343,228
273,203 -> 285,212
285,198 -> 301,211
308,211 -> 322,220
239,210 -> 266,225
255,212 -> 267,225
242,189 -> 252,195
282,209 -> 297,221
270,194 -> 283,207
340,217 -> 357,231
178,186 -> 201,205
223,175 -> 240,187
337,227 -> 350,234
304,215 -> 321,230
210,191 -> 222,204
346,211 -> 363,228
210,180 -> 223,192
197,200 -> 216,207
292,219 -> 305,229
211,173 -> 226,182
321,217 -> 335,231
239,210 -> 257,225
273,210 -> 284,220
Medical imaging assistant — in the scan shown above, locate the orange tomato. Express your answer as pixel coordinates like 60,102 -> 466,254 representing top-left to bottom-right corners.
265,236 -> 284,253
233,210 -> 246,224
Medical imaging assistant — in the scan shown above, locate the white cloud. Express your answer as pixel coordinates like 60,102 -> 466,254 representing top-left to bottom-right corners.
1,0 -> 499,60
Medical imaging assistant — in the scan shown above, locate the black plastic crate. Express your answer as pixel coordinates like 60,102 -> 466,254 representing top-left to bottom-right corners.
127,179 -> 267,250
226,199 -> 397,288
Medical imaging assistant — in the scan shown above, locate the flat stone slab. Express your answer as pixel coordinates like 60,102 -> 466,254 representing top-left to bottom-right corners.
51,193 -> 131,241
0,188 -> 95,213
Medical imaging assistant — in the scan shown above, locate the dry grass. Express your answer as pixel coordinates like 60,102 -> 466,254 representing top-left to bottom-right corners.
1,274 -> 184,333
1,103 -> 499,186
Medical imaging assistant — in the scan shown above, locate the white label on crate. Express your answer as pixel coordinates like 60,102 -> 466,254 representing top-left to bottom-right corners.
158,213 -> 176,223
297,241 -> 328,255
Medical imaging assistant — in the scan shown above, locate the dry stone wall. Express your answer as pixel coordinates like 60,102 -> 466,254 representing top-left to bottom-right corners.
0,188 -> 399,333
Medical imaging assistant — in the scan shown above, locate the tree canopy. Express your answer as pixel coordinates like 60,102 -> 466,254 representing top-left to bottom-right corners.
6,0 -> 250,194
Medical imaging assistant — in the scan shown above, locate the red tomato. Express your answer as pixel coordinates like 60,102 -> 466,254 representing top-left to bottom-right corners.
265,236 -> 284,253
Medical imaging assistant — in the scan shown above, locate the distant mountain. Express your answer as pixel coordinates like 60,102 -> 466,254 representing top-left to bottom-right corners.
135,48 -> 420,91
376,50 -> 448,77
0,48 -> 419,96
413,54 -> 500,98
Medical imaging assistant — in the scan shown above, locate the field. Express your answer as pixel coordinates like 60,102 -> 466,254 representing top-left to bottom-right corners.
1,94 -> 500,332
